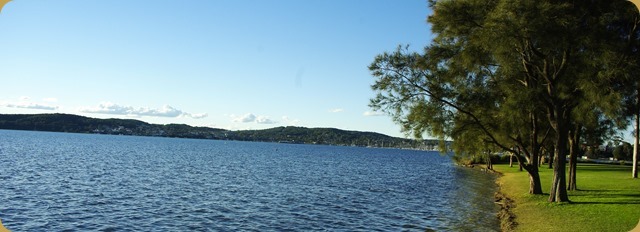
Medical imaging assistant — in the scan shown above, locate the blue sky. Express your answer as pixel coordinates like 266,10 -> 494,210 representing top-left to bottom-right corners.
0,1 -> 433,138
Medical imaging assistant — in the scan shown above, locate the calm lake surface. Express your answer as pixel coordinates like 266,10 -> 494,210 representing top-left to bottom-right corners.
0,130 -> 499,231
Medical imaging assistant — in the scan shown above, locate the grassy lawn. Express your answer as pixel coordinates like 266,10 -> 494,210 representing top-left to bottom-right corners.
493,163 -> 640,232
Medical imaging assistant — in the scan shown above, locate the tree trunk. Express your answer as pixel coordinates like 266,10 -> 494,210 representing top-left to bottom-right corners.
510,153 -> 513,167
528,168 -> 543,194
513,153 -> 543,194
548,145 -> 554,169
632,85 -> 639,178
549,118 -> 570,203
568,125 -> 580,191
517,147 -> 524,171
539,155 -> 543,167
527,112 -> 542,194
519,159 -> 523,171
486,153 -> 493,170
633,109 -> 639,178
568,149 -> 578,191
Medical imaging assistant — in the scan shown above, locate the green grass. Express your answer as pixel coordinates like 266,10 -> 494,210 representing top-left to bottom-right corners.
494,163 -> 640,232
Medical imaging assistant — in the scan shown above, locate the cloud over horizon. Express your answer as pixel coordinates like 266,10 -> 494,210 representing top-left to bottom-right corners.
328,108 -> 344,113
232,113 -> 278,124
2,97 -> 60,110
79,102 -> 207,119
3,102 -> 59,110
188,113 -> 209,119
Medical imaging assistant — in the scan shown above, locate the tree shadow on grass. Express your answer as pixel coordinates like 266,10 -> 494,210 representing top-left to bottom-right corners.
577,164 -> 631,172
576,189 -> 611,192
578,189 -> 640,196
571,201 -> 640,205
570,190 -> 640,205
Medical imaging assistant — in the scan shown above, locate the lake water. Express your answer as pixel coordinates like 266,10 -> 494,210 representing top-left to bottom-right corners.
0,130 -> 499,231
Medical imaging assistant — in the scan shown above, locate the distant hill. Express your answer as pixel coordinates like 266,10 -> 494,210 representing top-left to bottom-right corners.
0,113 -> 443,149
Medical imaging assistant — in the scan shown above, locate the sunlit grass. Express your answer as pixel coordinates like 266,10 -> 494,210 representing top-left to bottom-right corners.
494,163 -> 640,232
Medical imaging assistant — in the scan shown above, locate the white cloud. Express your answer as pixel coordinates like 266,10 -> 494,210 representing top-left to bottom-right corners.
363,111 -> 384,117
187,113 -> 209,119
139,105 -> 184,117
1,97 -> 59,111
329,108 -> 344,113
232,113 -> 257,123
4,102 -> 59,110
256,116 -> 277,124
232,113 -> 278,124
80,102 -> 135,115
79,102 -> 207,119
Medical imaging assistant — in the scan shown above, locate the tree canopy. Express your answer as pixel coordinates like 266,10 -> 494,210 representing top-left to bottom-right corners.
370,0 -> 639,202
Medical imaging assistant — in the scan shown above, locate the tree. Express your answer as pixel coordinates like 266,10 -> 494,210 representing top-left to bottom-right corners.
370,0 -> 638,203
624,54 -> 640,178
568,109 -> 620,190
624,84 -> 640,177
634,105 -> 639,178
370,9 -> 549,195
602,0 -> 640,179
613,142 -> 633,160
624,1 -> 640,179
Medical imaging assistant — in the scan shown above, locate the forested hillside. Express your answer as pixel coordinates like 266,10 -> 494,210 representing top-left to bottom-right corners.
0,114 -> 442,149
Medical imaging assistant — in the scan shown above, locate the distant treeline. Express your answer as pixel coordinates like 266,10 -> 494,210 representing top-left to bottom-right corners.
0,113 -> 444,149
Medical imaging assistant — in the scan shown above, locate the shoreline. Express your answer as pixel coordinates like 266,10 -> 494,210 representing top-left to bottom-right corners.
461,164 -> 517,232
488,167 -> 517,231
494,184 -> 517,231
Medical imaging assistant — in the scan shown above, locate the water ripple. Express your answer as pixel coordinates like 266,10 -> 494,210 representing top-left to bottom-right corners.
0,130 -> 499,231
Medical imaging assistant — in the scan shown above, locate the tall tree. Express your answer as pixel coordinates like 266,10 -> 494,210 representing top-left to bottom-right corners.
624,66 -> 640,178
604,2 -> 640,178
627,0 -> 640,179
370,0 -> 637,202
634,97 -> 639,178
568,108 -> 617,190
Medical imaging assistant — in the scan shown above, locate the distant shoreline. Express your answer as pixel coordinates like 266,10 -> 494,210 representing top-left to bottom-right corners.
0,113 -> 448,150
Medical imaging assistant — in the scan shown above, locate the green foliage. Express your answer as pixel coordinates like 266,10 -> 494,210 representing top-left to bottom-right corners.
613,142 -> 634,161
370,0 -> 640,200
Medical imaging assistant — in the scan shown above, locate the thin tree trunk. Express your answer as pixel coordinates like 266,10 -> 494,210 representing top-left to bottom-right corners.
568,126 -> 580,191
510,152 -> 513,167
519,158 -> 523,171
487,153 -> 493,170
539,154 -> 543,167
633,109 -> 639,178
568,150 -> 578,190
548,145 -> 554,169
528,112 -> 542,194
549,117 -> 570,203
